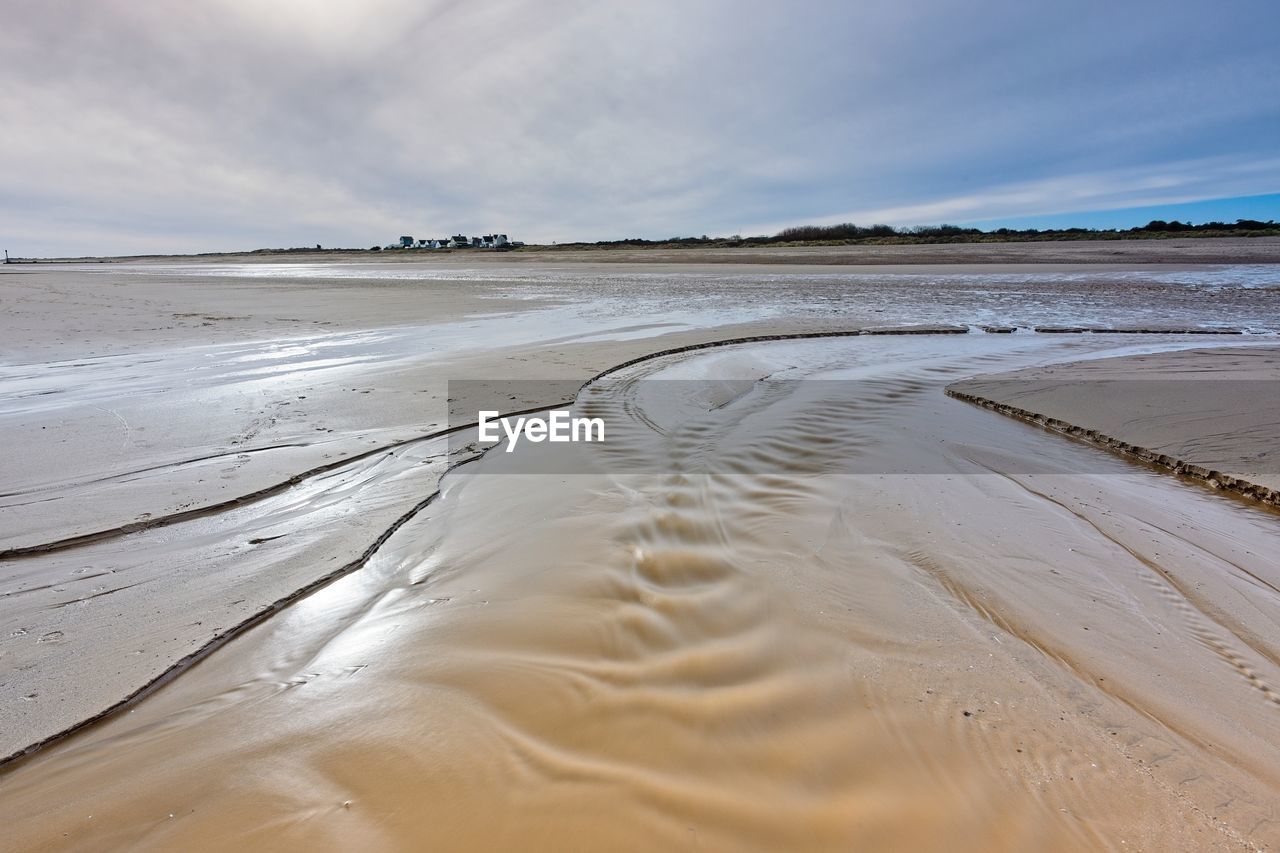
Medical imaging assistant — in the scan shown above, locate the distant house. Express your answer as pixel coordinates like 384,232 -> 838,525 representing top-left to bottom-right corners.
389,232 -> 515,250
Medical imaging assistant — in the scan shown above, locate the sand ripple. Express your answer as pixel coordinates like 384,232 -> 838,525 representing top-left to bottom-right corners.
2,335 -> 1278,850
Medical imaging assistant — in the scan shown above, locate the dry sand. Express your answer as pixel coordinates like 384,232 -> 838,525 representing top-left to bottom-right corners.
948,346 -> 1280,506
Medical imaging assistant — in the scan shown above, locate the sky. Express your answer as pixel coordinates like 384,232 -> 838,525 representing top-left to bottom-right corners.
2,0 -> 1278,256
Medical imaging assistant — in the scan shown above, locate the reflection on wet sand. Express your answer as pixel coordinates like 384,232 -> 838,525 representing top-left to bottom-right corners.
2,335 -> 1278,851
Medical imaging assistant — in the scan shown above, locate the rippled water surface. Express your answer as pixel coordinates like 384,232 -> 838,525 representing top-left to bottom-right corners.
5,333 -> 1278,851
57,260 -> 1280,332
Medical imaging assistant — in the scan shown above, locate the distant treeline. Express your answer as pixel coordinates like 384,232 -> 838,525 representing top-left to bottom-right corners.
772,219 -> 1279,242
13,218 -> 1278,263
528,218 -> 1280,250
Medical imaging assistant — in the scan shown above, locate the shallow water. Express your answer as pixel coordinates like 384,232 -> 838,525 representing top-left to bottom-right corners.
48,260 -> 1280,331
4,334 -> 1277,850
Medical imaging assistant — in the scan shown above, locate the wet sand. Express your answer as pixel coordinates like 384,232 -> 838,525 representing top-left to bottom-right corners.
2,333 -> 1280,850
2,259 -> 1279,849
948,346 -> 1280,506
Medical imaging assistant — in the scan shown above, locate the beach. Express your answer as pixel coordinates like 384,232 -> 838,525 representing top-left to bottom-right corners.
948,346 -> 1280,506
1,253 -> 1278,850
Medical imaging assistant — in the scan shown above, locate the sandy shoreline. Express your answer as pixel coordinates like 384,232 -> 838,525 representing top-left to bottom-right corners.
3,330 -> 1278,850
948,346 -> 1280,507
1,255 -> 1278,849
14,321 -> 1254,763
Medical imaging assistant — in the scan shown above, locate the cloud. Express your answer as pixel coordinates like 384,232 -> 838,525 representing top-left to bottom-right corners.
1,0 -> 1277,255
747,157 -> 1280,234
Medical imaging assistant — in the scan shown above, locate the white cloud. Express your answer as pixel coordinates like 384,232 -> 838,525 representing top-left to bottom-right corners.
747,157 -> 1280,233
1,0 -> 1277,255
